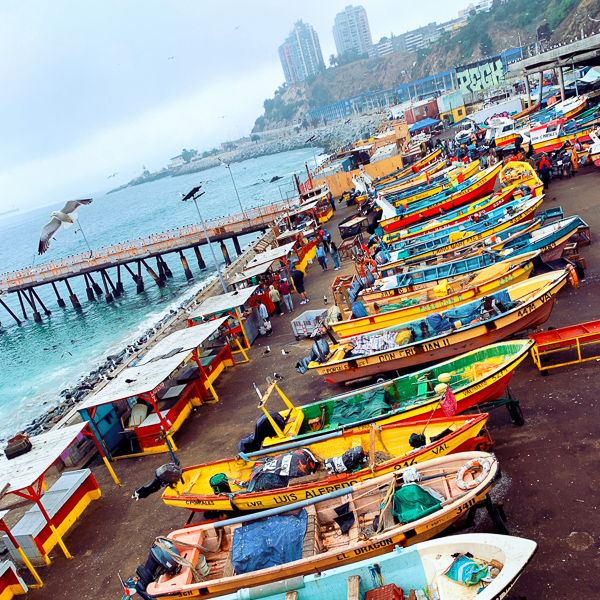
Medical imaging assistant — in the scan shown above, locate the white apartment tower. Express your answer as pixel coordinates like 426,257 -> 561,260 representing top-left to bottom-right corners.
332,5 -> 374,57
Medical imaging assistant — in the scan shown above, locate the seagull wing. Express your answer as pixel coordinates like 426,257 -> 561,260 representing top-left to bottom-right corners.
38,218 -> 62,255
62,198 -> 92,215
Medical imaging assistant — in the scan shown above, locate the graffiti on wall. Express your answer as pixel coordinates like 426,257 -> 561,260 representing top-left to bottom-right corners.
457,57 -> 504,94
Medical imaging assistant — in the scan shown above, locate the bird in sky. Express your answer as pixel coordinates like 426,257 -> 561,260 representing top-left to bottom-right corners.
234,26 -> 241,31
38,199 -> 93,255
168,56 -> 174,60
107,172 -> 119,179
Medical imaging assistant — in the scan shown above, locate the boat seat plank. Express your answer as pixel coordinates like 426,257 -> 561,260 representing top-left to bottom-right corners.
347,575 -> 362,600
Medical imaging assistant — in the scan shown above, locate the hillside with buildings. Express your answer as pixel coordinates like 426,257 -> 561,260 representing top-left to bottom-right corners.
254,0 -> 600,131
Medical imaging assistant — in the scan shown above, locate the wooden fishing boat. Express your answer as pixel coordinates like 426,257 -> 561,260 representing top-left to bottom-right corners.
373,148 -> 443,187
252,340 -> 532,449
380,161 -> 480,205
332,253 -> 536,338
497,215 -> 586,263
380,163 -> 502,234
375,159 -> 457,194
310,271 -> 567,384
378,196 -> 543,270
133,453 -> 503,600
222,533 -> 538,600
160,413 -> 490,512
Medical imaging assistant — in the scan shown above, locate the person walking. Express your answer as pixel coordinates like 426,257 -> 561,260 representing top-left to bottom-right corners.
256,300 -> 272,336
279,278 -> 293,313
291,266 -> 309,305
315,244 -> 328,271
269,284 -> 282,316
330,240 -> 340,270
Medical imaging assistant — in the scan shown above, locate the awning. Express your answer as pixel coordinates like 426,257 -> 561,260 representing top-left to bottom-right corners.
228,261 -> 276,285
78,353 -> 188,409
137,317 -> 228,366
409,118 -> 441,133
244,242 -> 297,269
189,285 -> 259,319
287,201 -> 321,218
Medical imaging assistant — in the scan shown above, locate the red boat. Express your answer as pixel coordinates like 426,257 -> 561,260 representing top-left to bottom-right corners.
381,163 -> 502,234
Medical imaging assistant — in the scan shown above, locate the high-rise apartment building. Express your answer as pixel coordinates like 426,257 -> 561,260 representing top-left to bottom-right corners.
278,20 -> 324,85
332,5 -> 374,57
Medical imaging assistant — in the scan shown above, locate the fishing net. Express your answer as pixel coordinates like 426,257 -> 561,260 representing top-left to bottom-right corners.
392,484 -> 442,524
329,389 -> 393,427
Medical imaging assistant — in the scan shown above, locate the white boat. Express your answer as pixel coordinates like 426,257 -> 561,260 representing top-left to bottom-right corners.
227,533 -> 537,600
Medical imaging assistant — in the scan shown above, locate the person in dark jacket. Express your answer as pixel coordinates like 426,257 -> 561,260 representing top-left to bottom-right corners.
538,154 -> 552,189
291,266 -> 309,305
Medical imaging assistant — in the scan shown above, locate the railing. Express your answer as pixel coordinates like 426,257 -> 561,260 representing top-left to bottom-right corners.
0,199 -> 298,292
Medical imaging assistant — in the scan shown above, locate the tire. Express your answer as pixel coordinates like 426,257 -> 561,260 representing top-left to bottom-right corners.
373,375 -> 388,384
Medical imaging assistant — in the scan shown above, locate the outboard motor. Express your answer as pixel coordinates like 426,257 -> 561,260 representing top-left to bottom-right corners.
133,539 -> 182,599
132,463 -> 183,500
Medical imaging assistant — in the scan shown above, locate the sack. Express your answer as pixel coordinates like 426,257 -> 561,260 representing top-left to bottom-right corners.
5,434 -> 32,460
324,446 -> 366,474
155,463 -> 183,484
264,319 -> 272,332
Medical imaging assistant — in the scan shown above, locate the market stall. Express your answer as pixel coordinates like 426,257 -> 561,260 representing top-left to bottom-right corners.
0,423 -> 104,568
187,286 -> 260,351
78,318 -> 228,458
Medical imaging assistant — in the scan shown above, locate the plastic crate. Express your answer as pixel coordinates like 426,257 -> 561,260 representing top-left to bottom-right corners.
365,584 -> 404,600
291,308 -> 328,340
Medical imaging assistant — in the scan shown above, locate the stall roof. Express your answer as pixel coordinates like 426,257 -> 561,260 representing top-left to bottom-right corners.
287,201 -> 320,218
0,422 -> 88,493
189,285 -> 259,319
409,118 -> 441,133
228,260 -> 276,285
137,317 -> 228,366
244,242 -> 297,269
78,353 -> 186,411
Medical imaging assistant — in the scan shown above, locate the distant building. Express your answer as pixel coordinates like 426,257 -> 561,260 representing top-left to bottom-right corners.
278,20 -> 324,85
168,155 -> 185,169
332,5 -> 374,57
459,0 -> 494,17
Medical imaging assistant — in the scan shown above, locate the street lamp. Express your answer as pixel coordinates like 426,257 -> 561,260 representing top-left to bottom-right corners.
181,184 -> 227,294
217,158 -> 246,218
305,135 -> 318,169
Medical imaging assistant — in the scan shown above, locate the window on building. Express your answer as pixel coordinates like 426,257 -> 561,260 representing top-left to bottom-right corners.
457,109 -> 463,116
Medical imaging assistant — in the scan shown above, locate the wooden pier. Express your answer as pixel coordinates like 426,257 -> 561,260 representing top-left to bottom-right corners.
0,200 -> 297,325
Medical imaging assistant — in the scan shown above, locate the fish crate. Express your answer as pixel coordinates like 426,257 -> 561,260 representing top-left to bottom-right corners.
365,583 -> 404,600
291,309 -> 328,340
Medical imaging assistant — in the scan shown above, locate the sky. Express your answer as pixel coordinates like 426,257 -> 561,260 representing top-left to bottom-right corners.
0,1 -> 461,213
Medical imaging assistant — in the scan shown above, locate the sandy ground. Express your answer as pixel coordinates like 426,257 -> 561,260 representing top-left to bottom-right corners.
8,166 -> 600,600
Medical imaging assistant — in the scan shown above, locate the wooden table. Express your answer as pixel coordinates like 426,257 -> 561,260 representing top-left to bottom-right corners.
338,236 -> 362,262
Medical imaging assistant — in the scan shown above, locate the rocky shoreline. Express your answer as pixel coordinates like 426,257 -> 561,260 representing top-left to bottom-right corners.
14,234 -> 273,442
108,114 -> 387,193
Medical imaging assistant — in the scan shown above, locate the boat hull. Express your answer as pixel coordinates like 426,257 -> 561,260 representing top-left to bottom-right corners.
317,274 -> 566,384
162,416 -> 489,512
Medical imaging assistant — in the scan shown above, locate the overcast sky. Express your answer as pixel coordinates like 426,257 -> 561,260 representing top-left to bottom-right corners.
0,1 -> 461,212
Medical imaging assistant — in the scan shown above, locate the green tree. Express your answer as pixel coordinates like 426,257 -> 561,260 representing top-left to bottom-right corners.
263,98 -> 275,115
301,117 -> 310,130
329,54 -> 338,67
253,115 -> 266,132
251,134 -> 260,143
311,116 -> 320,128
181,149 -> 192,163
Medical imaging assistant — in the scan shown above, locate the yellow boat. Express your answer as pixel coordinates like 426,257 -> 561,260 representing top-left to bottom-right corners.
376,159 -> 449,195
332,252 -> 537,338
374,148 -> 443,186
381,161 -> 480,205
139,452 -> 498,600
311,271 -> 567,384
161,413 -> 490,512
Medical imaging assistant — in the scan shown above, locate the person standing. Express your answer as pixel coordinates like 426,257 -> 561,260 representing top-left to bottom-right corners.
330,240 -> 340,270
291,266 -> 309,305
279,279 -> 293,313
538,153 -> 552,190
327,191 -> 336,212
315,244 -> 328,271
256,300 -> 272,336
269,285 -> 282,316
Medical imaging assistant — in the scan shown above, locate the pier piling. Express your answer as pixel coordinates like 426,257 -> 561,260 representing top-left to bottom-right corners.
142,260 -> 165,288
32,289 -> 51,316
160,256 -> 173,278
17,291 -> 28,320
84,275 -> 96,301
104,269 -> 120,298
179,251 -> 193,280
100,271 -> 114,303
116,265 -> 124,294
156,257 -> 166,281
232,235 -> 242,256
0,298 -> 21,325
51,282 -> 66,308
88,273 -> 103,296
27,290 -> 42,323
64,279 -> 81,309
220,241 -> 231,266
194,246 -> 206,269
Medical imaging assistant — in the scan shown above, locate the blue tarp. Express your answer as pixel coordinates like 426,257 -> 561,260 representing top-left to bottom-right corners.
232,510 -> 307,575
409,118 -> 441,133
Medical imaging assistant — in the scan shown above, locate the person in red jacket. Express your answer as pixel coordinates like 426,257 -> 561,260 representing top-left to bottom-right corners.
538,154 -> 552,189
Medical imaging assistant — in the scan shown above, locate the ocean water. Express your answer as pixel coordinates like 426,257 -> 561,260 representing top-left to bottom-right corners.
0,148 -> 319,441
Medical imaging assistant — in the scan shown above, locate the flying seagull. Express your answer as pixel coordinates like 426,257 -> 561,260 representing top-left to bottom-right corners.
38,199 -> 93,255
107,172 -> 119,179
